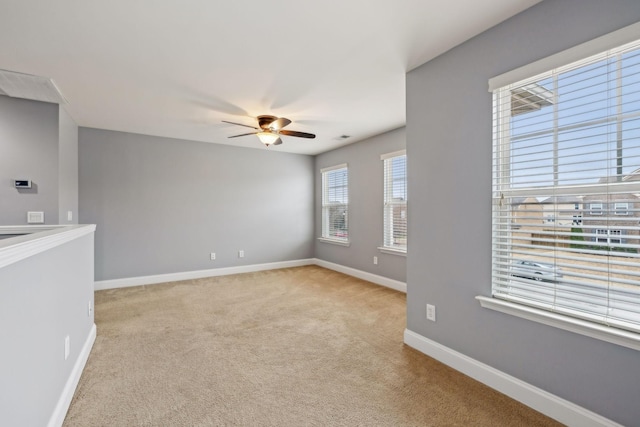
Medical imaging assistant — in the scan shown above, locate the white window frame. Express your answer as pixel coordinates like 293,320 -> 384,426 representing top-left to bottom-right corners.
481,22 -> 640,352
610,229 -> 623,244
595,229 -> 622,245
614,202 -> 629,215
319,164 -> 350,246
379,150 -> 407,255
589,202 -> 603,215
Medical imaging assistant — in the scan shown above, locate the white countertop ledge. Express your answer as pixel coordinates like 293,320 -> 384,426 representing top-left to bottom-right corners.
0,225 -> 96,269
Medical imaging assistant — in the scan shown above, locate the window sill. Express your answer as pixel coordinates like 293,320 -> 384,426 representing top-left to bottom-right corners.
377,247 -> 407,257
476,296 -> 640,352
318,237 -> 350,247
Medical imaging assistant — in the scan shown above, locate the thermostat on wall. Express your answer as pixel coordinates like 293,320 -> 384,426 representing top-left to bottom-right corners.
14,180 -> 31,188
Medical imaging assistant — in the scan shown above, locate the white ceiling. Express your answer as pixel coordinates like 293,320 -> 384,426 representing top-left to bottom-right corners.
0,0 -> 540,155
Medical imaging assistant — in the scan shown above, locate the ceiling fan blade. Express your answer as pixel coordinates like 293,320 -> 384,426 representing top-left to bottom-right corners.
269,117 -> 292,131
228,132 -> 258,138
222,120 -> 259,130
280,130 -> 316,139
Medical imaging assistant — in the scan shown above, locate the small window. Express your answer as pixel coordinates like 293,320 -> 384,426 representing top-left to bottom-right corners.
596,229 -> 609,243
615,202 -> 629,215
590,202 -> 603,215
610,229 -> 622,244
321,164 -> 349,242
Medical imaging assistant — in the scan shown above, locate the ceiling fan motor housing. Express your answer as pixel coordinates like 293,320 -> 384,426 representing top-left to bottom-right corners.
257,115 -> 278,130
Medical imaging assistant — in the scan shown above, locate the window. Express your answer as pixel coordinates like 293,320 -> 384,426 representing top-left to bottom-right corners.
610,229 -> 623,244
321,164 -> 349,243
615,202 -> 630,215
596,229 -> 623,245
589,202 -> 603,215
489,33 -> 640,338
381,151 -> 407,252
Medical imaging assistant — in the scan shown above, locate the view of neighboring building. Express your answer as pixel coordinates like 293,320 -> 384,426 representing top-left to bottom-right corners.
511,170 -> 640,254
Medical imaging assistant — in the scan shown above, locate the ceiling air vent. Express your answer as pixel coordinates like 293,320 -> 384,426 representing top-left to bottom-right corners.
0,69 -> 67,104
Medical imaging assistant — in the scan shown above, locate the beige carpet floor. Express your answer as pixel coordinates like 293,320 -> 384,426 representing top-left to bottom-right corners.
64,266 -> 561,426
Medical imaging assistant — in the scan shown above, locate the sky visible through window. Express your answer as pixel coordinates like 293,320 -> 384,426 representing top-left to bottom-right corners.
390,156 -> 407,200
509,48 -> 640,188
326,168 -> 348,204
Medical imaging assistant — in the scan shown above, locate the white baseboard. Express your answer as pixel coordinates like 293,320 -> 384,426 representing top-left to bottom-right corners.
48,323 -> 96,427
312,258 -> 406,293
95,258 -> 407,293
95,259 -> 316,290
403,329 -> 622,427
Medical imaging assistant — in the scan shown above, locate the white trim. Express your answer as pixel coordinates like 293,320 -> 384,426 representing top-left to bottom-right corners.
95,258 -> 406,294
0,225 -> 96,269
380,149 -> 406,160
313,258 -> 406,293
95,259 -> 315,290
403,329 -> 622,427
489,21 -> 640,91
476,296 -> 640,352
318,237 -> 351,247
47,323 -> 96,427
377,246 -> 407,256
320,163 -> 348,173
0,225 -> 66,235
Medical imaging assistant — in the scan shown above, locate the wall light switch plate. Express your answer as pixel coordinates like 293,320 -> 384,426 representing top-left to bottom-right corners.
27,211 -> 44,224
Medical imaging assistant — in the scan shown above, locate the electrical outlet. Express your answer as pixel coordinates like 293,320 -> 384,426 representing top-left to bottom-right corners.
426,304 -> 436,322
64,336 -> 70,360
373,256 -> 378,265
238,250 -> 244,258
87,300 -> 92,317
210,252 -> 216,260
67,210 -> 73,221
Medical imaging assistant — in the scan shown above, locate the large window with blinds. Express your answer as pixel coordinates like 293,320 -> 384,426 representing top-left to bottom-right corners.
491,36 -> 640,335
382,151 -> 407,252
321,164 -> 349,242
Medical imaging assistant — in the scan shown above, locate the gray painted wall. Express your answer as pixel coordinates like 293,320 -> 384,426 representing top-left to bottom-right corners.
406,1 -> 640,425
0,232 -> 95,426
315,127 -> 406,282
79,128 -> 315,281
58,106 -> 79,224
0,96 -> 60,224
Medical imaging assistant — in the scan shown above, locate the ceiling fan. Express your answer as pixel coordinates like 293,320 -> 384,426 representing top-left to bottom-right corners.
223,115 -> 316,147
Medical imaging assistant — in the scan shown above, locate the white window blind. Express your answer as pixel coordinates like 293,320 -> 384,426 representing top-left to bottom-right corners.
492,37 -> 640,334
382,151 -> 407,251
321,164 -> 349,242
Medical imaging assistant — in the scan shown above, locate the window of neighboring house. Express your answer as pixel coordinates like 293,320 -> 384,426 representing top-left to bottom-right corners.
589,202 -> 603,215
381,151 -> 407,253
610,229 -> 623,244
615,202 -> 630,215
320,164 -> 349,244
596,229 -> 623,245
596,229 -> 609,243
485,27 -> 640,346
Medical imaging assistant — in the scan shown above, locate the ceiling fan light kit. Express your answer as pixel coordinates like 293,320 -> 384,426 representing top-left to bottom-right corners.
256,131 -> 280,146
223,115 -> 316,148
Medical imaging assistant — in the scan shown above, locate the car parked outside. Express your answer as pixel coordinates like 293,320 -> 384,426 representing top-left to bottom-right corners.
511,260 -> 563,282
